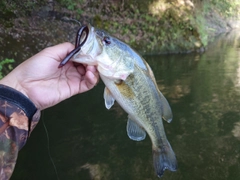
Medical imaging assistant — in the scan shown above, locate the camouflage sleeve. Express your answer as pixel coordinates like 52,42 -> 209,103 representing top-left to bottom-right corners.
0,84 -> 40,179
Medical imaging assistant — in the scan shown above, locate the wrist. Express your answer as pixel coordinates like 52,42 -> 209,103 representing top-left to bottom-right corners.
0,84 -> 37,119
0,76 -> 29,98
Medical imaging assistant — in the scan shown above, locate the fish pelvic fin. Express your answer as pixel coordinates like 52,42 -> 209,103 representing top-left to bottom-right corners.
152,141 -> 177,177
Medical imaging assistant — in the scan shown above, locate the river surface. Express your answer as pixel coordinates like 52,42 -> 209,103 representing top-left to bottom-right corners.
9,30 -> 240,180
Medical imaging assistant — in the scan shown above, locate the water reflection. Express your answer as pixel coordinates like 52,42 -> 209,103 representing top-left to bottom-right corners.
10,30 -> 240,180
236,61 -> 240,87
232,121 -> 240,140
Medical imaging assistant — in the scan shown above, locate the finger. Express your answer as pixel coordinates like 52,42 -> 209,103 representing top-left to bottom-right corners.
86,65 -> 99,84
42,42 -> 75,62
86,65 -> 98,74
77,65 -> 99,79
73,62 -> 82,67
84,70 -> 99,90
76,64 -> 86,76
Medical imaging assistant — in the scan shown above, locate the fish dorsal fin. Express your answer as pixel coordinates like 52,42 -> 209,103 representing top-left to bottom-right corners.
159,91 -> 173,123
126,117 -> 146,141
104,87 -> 115,109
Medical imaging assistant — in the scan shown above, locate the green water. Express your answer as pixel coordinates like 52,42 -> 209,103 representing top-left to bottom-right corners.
11,30 -> 240,180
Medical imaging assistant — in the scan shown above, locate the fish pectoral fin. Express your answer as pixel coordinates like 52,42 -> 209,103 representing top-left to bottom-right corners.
126,117 -> 146,141
104,87 -> 115,109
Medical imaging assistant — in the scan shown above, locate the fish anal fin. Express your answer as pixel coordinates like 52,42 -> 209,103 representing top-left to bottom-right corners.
159,91 -> 173,123
104,87 -> 115,109
126,117 -> 146,141
163,115 -> 172,123
152,141 -> 177,177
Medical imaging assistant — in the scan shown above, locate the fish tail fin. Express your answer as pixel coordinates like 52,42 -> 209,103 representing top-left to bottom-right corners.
152,140 -> 177,177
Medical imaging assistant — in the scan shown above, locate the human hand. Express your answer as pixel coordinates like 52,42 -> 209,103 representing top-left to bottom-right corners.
0,42 -> 99,110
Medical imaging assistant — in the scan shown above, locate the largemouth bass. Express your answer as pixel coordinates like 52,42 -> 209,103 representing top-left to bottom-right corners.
68,24 -> 177,177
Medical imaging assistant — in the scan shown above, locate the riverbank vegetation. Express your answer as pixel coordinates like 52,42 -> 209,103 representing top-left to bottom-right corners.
0,58 -> 14,79
0,0 -> 240,54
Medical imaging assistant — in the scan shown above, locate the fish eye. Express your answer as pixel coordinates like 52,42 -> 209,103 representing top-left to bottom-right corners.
103,37 -> 111,45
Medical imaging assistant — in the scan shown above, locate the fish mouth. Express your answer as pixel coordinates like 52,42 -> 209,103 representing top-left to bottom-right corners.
83,24 -> 95,47
58,24 -> 105,68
